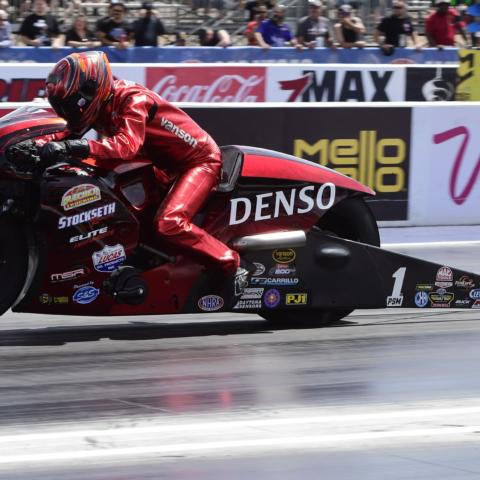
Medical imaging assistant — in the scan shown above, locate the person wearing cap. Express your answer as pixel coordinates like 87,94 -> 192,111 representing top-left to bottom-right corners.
132,2 -> 166,47
334,4 -> 366,48
255,4 -> 297,48
425,0 -> 467,47
296,0 -> 334,48
96,1 -> 132,48
374,1 -> 422,53
244,4 -> 268,45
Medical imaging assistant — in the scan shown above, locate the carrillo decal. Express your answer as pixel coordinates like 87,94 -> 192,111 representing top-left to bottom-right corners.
229,183 -> 335,226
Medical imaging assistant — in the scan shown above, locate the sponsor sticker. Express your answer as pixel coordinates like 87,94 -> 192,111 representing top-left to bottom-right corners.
454,299 -> 471,307
252,262 -> 266,276
415,291 -> 429,308
50,267 -> 88,283
264,289 -> 281,308
233,299 -> 262,309
272,249 -> 296,264
92,244 -> 126,273
429,289 -> 454,308
39,294 -> 69,305
58,202 -> 116,230
469,288 -> 480,300
239,288 -> 264,300
73,285 -> 100,305
455,276 -> 475,289
416,284 -> 434,291
386,296 -> 403,307
472,299 -> 480,309
286,293 -> 308,305
435,266 -> 453,288
69,226 -> 109,245
251,277 -> 299,286
269,263 -> 297,277
198,295 -> 224,312
61,184 -> 101,211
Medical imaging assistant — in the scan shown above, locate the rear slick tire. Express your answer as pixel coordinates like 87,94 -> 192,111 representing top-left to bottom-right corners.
0,218 -> 28,316
261,196 -> 380,328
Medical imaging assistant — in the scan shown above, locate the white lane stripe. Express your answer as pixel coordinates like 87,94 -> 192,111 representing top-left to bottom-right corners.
0,426 -> 479,464
2,405 -> 480,443
383,240 -> 480,249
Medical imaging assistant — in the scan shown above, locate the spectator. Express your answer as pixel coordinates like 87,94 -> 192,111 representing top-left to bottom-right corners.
374,1 -> 422,53
65,16 -> 101,47
0,10 -> 11,47
256,4 -> 297,48
334,4 -> 366,47
244,5 -> 269,45
425,0 -> 467,47
245,0 -> 275,21
96,1 -> 132,48
19,0 -> 61,47
198,27 -> 231,46
296,0 -> 334,48
132,2 -> 166,47
466,0 -> 480,46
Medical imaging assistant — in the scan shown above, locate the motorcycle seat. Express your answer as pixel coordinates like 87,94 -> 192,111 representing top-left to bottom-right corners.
217,146 -> 243,193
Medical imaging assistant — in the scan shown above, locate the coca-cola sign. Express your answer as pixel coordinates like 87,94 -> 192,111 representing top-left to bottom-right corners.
146,66 -> 266,102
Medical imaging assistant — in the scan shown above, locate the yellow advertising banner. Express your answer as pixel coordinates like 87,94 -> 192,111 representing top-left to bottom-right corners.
455,49 -> 480,100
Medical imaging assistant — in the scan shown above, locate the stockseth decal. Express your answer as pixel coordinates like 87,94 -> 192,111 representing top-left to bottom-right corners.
69,226 -> 109,245
229,183 -> 335,226
264,289 -> 281,308
272,249 -> 296,263
92,244 -> 126,273
286,293 -> 307,305
251,277 -> 299,286
61,184 -> 101,211
73,285 -> 100,305
252,262 -> 266,276
160,117 -> 198,148
50,267 -> 88,283
58,202 -> 116,229
415,291 -> 429,308
435,266 -> 453,288
198,295 -> 224,312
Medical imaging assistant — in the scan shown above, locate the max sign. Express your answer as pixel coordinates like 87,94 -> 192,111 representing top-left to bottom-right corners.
229,183 -> 336,225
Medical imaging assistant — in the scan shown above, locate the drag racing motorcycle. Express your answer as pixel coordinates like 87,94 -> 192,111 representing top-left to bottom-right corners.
1,105 -> 479,326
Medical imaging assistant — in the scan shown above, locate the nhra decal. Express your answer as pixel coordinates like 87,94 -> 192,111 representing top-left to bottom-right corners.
61,184 -> 101,211
263,289 -> 281,308
92,244 -> 126,273
50,267 -> 88,283
160,117 -> 198,148
251,277 -> 299,286
272,249 -> 296,264
286,293 -> 307,305
69,226 -> 111,247
415,291 -> 429,308
198,295 -> 224,312
73,285 -> 100,305
429,288 -> 454,308
229,183 -> 335,226
269,263 -> 297,276
435,266 -> 453,288
58,202 -> 116,229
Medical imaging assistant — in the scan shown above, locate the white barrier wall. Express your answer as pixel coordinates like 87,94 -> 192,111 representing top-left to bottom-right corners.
2,101 -> 480,226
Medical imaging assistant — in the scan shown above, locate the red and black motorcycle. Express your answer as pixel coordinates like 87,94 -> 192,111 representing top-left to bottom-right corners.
1,105 -> 479,325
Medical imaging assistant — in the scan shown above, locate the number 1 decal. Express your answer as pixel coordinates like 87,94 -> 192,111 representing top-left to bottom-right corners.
386,267 -> 406,307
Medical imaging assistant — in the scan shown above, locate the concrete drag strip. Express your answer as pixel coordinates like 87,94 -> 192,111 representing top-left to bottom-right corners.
2,400 -> 480,466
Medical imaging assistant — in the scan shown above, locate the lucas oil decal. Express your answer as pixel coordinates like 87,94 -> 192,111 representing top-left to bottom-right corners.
229,183 -> 336,226
61,184 -> 101,211
92,244 -> 126,272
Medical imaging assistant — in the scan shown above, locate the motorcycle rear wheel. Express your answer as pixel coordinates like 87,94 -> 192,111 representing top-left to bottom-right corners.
261,196 -> 380,328
0,217 -> 28,316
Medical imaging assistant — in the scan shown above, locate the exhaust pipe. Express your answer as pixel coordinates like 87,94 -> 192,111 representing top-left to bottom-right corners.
231,230 -> 306,252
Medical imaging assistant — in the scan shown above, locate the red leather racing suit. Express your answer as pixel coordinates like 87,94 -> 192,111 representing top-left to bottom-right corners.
60,79 -> 239,273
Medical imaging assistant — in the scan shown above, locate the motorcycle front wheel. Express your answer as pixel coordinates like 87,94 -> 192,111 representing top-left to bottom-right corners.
261,196 -> 380,328
0,217 -> 28,316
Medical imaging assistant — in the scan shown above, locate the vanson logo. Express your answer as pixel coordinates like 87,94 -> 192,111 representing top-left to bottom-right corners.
160,117 -> 198,148
229,183 -> 336,226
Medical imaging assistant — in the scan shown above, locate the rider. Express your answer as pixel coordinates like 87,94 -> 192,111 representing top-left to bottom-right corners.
38,51 -> 248,295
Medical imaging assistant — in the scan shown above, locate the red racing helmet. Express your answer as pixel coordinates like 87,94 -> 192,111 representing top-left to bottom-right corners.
45,51 -> 113,135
